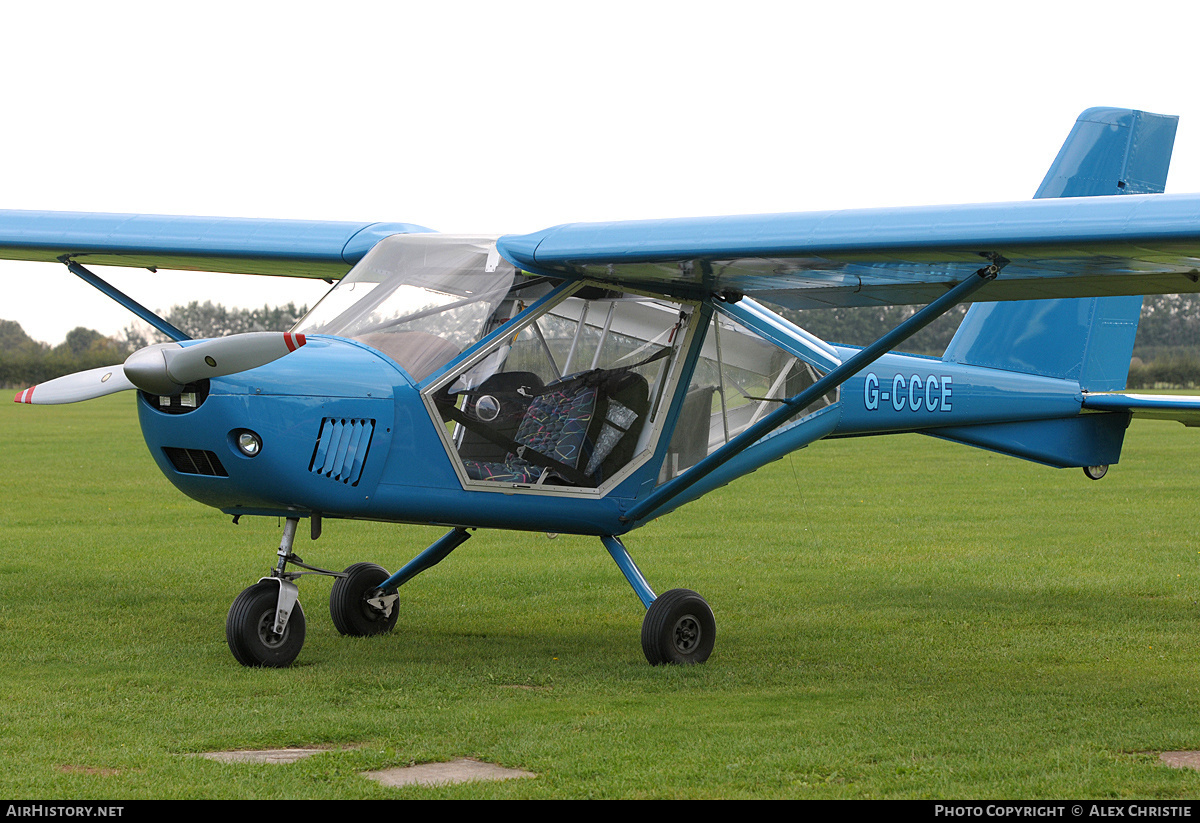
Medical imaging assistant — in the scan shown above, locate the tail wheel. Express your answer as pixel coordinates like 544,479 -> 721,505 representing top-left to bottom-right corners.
330,563 -> 399,637
641,588 -> 715,665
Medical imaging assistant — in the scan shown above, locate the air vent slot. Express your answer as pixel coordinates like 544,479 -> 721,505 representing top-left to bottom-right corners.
163,447 -> 228,477
309,418 -> 375,486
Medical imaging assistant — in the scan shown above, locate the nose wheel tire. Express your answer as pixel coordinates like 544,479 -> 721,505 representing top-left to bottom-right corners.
641,588 -> 715,665
330,563 -> 399,637
226,581 -> 306,668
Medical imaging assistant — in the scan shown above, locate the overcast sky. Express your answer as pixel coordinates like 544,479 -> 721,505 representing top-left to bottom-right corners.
5,1 -> 1200,345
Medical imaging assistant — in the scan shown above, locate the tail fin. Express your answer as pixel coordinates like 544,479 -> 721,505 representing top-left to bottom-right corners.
942,108 -> 1178,392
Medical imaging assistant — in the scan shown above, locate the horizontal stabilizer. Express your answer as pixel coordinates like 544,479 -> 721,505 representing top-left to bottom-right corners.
1082,392 -> 1200,426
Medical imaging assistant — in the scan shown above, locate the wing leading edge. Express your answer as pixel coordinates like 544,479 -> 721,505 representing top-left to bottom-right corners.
496,193 -> 1200,310
0,211 -> 432,279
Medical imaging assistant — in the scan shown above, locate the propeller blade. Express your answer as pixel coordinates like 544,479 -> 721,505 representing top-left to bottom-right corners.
13,331 -> 307,405
124,332 -> 306,395
13,365 -> 136,405
167,332 -> 306,385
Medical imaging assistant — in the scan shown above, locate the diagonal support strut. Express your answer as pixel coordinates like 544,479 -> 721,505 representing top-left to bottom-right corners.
62,257 -> 190,342
622,256 -> 1007,525
377,527 -> 473,592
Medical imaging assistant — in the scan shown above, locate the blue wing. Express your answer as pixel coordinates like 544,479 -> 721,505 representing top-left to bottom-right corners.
3,108 -> 1200,309
8,195 -> 1200,308
495,192 -> 1200,309
496,109 -> 1195,309
0,211 -> 431,279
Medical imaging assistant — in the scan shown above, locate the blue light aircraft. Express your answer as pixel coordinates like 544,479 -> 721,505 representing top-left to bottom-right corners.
7,107 -> 1200,668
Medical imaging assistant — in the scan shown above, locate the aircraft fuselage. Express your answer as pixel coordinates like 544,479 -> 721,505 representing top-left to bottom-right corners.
136,322 -> 1110,540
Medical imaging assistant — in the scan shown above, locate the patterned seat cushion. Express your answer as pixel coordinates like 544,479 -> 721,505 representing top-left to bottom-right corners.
463,383 -> 598,483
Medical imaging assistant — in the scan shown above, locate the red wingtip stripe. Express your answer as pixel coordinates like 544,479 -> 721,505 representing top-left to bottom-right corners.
14,387 -> 33,404
284,332 -> 306,352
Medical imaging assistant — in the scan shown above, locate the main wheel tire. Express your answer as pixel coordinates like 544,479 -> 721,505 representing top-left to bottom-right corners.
330,562 -> 399,637
640,588 -> 715,666
226,581 -> 306,668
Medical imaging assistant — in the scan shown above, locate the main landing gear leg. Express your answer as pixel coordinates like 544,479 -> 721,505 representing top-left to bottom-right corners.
601,535 -> 715,666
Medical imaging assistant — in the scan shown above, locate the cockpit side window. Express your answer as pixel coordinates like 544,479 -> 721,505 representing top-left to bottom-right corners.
658,311 -> 837,483
425,288 -> 694,492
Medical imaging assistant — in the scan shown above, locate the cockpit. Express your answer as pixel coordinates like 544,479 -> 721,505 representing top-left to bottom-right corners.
295,234 -> 839,497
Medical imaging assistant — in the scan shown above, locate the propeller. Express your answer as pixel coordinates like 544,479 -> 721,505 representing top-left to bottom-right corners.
13,332 -> 306,405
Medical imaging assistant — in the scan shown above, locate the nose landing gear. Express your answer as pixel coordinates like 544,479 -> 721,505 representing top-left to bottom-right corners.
226,580 -> 306,667
224,517 -> 400,668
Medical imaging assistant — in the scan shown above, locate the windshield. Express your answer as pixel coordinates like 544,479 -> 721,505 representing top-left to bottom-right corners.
295,234 -> 518,381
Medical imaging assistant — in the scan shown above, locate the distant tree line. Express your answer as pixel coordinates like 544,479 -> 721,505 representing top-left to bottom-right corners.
1125,293 -> 1200,387
0,321 -> 130,389
0,302 -> 306,388
778,304 -> 968,356
121,301 -> 309,349
6,295 -> 1200,389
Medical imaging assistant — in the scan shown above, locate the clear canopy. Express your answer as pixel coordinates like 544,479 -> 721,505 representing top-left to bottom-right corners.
294,234 -> 517,381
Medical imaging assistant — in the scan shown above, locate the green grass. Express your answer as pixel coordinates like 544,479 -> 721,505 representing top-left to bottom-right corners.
3,395 -> 1200,798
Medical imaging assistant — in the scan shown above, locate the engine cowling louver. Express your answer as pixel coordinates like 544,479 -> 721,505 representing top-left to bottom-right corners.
309,418 -> 375,486
163,447 -> 228,477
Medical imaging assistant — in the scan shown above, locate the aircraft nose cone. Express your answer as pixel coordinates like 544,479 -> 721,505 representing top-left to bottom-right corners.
124,346 -> 182,395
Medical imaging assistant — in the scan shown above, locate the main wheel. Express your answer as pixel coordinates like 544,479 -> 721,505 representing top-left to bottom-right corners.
640,588 -> 715,665
330,562 -> 399,637
226,581 -> 306,667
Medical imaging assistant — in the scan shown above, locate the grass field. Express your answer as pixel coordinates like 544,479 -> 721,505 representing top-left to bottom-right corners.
3,394 -> 1200,798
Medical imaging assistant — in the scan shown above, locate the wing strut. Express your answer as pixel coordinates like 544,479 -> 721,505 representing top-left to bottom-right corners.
622,255 -> 1007,525
376,527 -> 473,592
63,257 -> 190,342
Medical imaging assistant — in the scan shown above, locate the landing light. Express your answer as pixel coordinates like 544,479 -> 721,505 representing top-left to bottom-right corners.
235,430 -> 262,457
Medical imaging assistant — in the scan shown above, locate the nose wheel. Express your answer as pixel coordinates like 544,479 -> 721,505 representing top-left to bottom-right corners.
226,580 -> 307,668
225,517 -> 325,668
